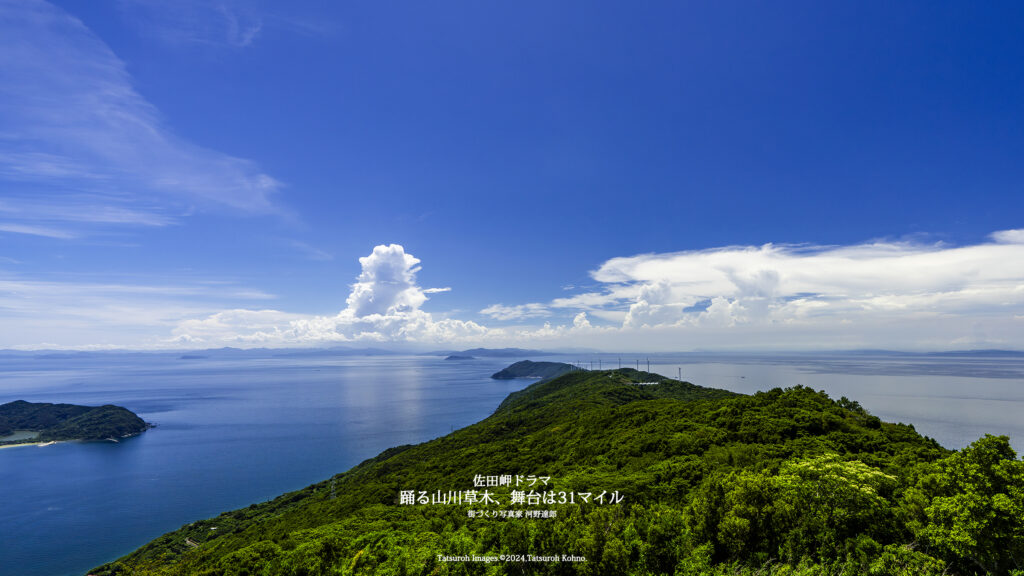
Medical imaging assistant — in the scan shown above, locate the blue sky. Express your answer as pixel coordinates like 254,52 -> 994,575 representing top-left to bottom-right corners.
1,0 -> 1023,351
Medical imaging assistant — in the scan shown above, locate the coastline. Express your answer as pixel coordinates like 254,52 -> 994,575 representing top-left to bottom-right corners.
0,440 -> 64,450
0,429 -> 150,450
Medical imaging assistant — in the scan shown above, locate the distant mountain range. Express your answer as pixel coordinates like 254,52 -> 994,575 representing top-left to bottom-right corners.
2,346 -> 1023,358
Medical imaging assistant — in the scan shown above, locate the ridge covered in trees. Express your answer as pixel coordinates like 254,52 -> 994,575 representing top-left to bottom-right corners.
90,368 -> 1024,575
491,360 -> 577,381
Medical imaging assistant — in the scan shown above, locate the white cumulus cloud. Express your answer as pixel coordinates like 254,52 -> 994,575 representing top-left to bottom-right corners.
991,229 -> 1024,245
588,236 -> 1024,324
170,244 -> 488,347
346,244 -> 428,317
477,230 -> 1024,350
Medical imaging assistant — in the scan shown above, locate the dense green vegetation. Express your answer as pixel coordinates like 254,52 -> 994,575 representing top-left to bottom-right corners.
90,369 -> 1024,575
491,360 -> 577,381
0,400 -> 150,444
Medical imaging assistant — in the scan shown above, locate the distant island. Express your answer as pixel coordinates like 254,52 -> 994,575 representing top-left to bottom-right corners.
0,400 -> 151,446
490,359 -> 577,380
444,354 -> 475,360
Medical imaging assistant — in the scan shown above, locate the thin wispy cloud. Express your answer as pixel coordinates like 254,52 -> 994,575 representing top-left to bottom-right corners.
117,0 -> 263,48
116,0 -> 338,49
286,239 -> 334,262
0,277 -> 276,303
0,223 -> 76,239
0,0 -> 283,240
0,196 -> 176,227
481,303 -> 553,321
0,274 -> 277,349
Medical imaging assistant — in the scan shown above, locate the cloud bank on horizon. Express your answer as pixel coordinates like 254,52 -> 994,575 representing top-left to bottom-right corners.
156,232 -> 1024,352
3,233 -> 1024,351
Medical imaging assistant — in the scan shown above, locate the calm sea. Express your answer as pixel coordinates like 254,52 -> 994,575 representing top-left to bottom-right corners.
1,351 -> 1022,576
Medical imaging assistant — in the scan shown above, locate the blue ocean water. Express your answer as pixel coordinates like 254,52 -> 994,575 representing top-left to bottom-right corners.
0,353 -> 535,576
2,351 -> 1023,576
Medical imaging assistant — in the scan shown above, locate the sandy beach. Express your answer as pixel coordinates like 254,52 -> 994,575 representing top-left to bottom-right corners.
0,440 -> 62,450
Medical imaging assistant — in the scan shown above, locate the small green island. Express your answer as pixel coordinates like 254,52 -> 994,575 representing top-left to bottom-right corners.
0,400 -> 151,447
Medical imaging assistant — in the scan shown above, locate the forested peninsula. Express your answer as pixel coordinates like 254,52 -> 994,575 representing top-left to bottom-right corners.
91,368 -> 1024,575
491,360 -> 576,381
0,400 -> 150,446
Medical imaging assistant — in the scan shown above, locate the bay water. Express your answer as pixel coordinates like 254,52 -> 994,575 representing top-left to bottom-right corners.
1,351 -> 1022,576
